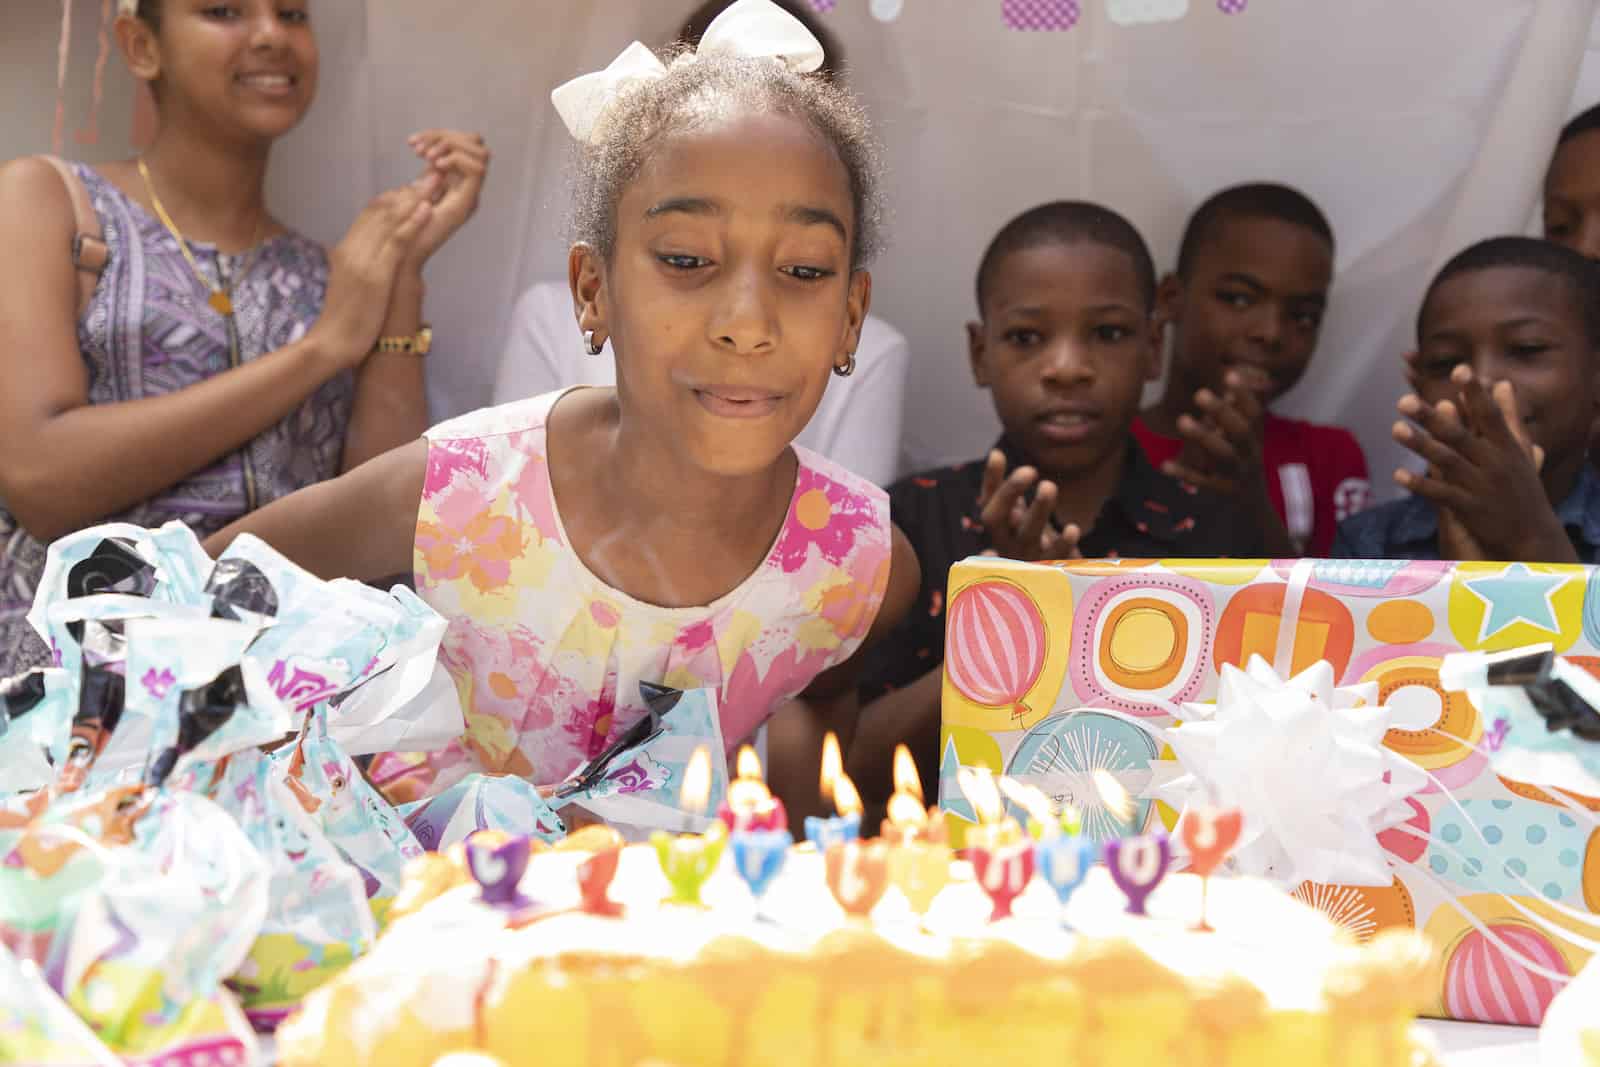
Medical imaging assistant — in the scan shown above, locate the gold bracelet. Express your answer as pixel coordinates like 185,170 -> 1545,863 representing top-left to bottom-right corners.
374,325 -> 433,356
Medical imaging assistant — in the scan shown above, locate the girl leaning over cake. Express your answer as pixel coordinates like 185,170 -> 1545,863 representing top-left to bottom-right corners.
0,0 -> 488,677
205,0 -> 919,824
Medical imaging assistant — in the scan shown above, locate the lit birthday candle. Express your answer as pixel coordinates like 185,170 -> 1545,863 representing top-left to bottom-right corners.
884,746 -> 951,920
717,745 -> 788,834
882,743 -> 943,844
960,768 -> 1033,921
804,733 -> 863,850
730,825 -> 793,916
824,837 -> 891,918
650,747 -> 727,906
1013,789 -> 1096,925
1095,770 -> 1171,915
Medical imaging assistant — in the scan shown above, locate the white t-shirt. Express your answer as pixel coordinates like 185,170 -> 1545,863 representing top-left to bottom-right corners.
493,280 -> 911,487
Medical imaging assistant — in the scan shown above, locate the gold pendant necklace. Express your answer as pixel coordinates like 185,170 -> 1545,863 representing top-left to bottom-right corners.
136,158 -> 263,320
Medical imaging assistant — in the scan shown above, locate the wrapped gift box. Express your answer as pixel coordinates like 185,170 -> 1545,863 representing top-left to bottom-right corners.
936,556 -> 1600,1026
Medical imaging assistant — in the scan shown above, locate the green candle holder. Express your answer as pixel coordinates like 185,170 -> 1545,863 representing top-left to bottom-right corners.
651,824 -> 728,906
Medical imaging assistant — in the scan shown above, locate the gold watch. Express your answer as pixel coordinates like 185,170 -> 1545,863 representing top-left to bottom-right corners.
374,325 -> 433,356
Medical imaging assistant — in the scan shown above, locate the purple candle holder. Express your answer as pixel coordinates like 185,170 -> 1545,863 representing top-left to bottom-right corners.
464,831 -> 534,911
1104,832 -> 1172,916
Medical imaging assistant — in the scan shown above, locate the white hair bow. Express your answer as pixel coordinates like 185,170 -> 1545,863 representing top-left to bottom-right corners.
117,0 -> 137,14
550,0 -> 825,147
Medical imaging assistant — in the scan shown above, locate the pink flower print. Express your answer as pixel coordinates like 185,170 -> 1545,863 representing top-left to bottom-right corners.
415,510 -> 526,594
141,668 -> 176,700
676,620 -> 715,653
589,600 -> 621,629
565,692 -> 620,760
722,641 -> 834,749
774,467 -> 877,574
424,436 -> 491,494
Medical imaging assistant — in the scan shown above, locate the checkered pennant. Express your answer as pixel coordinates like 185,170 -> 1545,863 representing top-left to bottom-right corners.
1217,0 -> 1247,12
807,0 -> 837,12
1002,0 -> 1082,30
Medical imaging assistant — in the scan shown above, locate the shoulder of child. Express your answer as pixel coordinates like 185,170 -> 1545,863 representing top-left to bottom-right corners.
884,457 -> 986,530
428,389 -> 574,443
0,157 -> 78,240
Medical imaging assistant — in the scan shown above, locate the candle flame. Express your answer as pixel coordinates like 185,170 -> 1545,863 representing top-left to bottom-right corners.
956,766 -> 1003,825
886,790 -> 928,830
1059,804 -> 1084,836
736,745 -> 763,781
892,744 -> 922,803
832,772 -> 863,817
820,731 -> 842,803
998,777 -> 1053,827
1091,768 -> 1134,824
682,746 -> 712,816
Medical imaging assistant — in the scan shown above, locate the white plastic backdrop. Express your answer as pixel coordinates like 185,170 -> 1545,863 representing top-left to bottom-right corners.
11,0 -> 1600,502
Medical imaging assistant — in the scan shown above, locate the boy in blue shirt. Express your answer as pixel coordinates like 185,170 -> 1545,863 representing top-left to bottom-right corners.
1334,237 -> 1600,562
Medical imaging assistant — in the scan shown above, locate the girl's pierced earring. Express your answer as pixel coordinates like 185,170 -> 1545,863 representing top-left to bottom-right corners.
583,330 -> 604,356
833,352 -> 857,378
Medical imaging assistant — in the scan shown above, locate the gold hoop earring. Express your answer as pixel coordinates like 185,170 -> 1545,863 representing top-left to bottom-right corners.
833,352 -> 857,378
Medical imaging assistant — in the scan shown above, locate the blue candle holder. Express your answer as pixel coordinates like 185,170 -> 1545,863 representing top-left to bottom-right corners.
1035,835 -> 1096,926
804,811 -> 861,851
730,828 -> 793,912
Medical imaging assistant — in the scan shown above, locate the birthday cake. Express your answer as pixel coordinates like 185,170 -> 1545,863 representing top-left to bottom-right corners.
277,834 -> 1437,1067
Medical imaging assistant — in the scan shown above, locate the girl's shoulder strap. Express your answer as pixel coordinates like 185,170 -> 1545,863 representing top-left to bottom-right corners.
35,155 -> 108,320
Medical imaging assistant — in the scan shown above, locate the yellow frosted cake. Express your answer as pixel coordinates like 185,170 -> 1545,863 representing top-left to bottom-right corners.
278,838 -> 1438,1067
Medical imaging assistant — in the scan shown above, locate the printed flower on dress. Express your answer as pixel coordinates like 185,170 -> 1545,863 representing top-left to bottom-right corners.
423,436 -> 493,494
415,510 -> 526,594
565,691 -> 621,761
774,467 -> 877,574
816,554 -> 892,642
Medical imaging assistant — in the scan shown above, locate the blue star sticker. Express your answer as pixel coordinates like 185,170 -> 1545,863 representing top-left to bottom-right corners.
938,736 -> 977,823
1464,563 -> 1566,643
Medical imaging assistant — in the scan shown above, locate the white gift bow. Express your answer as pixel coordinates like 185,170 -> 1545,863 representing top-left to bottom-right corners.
550,0 -> 825,147
117,0 -> 137,15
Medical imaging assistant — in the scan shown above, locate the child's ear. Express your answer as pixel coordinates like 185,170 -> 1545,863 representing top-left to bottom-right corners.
1156,272 -> 1184,330
114,13 -> 161,85
966,321 -> 990,388
842,270 -> 872,360
569,243 -> 607,344
1141,309 -> 1167,382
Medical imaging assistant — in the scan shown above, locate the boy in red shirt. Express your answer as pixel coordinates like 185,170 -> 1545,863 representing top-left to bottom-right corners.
1134,183 -> 1370,556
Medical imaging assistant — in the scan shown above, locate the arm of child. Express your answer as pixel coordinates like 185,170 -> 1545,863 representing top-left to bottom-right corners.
0,157 -> 430,543
768,523 -> 919,824
202,438 -> 428,581
1392,367 -> 1574,563
1161,370 -> 1298,557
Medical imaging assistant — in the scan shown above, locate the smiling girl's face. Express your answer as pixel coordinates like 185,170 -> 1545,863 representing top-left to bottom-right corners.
126,0 -> 319,143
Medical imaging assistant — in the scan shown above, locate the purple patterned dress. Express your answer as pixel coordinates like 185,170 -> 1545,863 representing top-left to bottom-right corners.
0,163 -> 354,677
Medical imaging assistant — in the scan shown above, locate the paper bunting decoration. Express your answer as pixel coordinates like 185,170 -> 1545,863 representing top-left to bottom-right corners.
870,0 -> 905,21
1002,0 -> 1081,31
1218,0 -> 1247,12
807,0 -> 837,11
